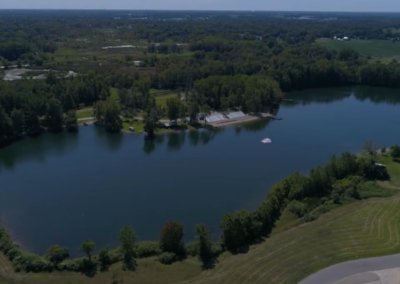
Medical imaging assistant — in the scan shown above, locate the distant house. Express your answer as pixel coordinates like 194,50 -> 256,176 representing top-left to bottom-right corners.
343,37 -> 349,41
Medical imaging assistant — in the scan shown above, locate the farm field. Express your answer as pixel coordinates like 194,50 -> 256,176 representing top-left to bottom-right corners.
316,38 -> 400,61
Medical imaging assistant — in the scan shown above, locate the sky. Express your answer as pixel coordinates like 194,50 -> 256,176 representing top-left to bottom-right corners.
1,0 -> 400,12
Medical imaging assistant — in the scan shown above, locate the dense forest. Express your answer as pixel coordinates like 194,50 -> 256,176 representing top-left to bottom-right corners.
1,10 -> 400,146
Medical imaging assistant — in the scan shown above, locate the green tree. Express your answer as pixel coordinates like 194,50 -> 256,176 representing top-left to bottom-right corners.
220,209 -> 262,251
159,221 -> 184,255
25,109 -> 41,136
94,99 -> 122,132
166,97 -> 181,121
195,224 -> 213,265
0,106 -> 13,142
144,108 -> 158,139
45,245 -> 69,265
11,109 -> 24,137
45,98 -> 64,132
391,145 -> 400,159
98,245 -> 112,271
119,226 -> 137,270
363,139 -> 380,163
189,103 -> 199,123
179,103 -> 188,122
65,110 -> 78,132
104,99 -> 122,133
79,240 -> 95,262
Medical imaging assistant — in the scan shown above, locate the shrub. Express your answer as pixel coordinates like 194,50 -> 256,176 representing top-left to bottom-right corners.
45,245 -> 69,265
58,259 -> 81,271
13,252 -> 50,272
158,252 -> 177,265
98,246 -> 112,270
303,213 -> 318,223
136,241 -> 161,258
331,192 -> 341,204
185,241 -> 199,256
391,145 -> 400,158
319,197 -> 329,205
286,200 -> 308,217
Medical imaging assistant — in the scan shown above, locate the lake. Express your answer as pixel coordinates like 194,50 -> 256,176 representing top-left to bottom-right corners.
0,86 -> 399,257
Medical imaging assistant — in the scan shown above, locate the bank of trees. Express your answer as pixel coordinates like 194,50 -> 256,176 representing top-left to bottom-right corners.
0,71 -> 111,146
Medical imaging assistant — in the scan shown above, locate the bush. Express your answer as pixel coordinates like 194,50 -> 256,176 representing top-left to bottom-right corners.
136,241 -> 161,258
58,259 -> 81,271
158,252 -> 177,265
185,241 -> 199,256
13,252 -> 50,272
303,213 -> 318,223
331,192 -> 341,204
287,200 -> 308,217
391,145 -> 400,158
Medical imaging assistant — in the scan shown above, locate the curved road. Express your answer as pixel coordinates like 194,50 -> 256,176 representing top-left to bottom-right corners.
299,253 -> 400,284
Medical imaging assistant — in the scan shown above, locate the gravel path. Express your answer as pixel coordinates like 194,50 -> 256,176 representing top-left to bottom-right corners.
298,254 -> 400,284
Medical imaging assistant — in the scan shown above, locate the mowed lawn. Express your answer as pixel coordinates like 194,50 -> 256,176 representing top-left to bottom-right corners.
155,94 -> 179,107
1,155 -> 399,284
316,38 -> 400,59
76,107 -> 93,119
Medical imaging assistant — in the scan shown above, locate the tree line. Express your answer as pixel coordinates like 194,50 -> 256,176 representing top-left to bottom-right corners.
0,71 -> 111,147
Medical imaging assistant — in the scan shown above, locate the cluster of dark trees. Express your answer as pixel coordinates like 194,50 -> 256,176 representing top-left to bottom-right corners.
0,71 -> 111,146
0,220 -> 219,273
219,144 -> 389,251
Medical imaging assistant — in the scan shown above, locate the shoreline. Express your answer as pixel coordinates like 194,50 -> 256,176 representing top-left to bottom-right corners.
80,112 -> 278,134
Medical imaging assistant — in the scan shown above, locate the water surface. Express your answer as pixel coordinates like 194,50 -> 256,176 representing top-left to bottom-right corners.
0,86 -> 399,257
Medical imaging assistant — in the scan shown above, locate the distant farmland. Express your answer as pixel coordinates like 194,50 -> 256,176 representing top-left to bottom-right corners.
316,38 -> 400,61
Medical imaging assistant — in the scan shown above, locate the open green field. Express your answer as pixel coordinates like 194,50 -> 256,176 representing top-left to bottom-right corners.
155,94 -> 179,107
76,107 -> 94,119
316,38 -> 400,61
122,120 -> 145,133
110,87 -> 120,101
1,153 -> 399,284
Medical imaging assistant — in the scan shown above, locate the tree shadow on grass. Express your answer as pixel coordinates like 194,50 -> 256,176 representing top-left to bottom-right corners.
201,257 -> 219,270
393,158 -> 400,163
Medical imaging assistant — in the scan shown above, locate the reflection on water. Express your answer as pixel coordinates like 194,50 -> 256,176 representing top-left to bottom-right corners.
0,132 -> 79,173
93,127 -> 124,152
286,86 -> 400,106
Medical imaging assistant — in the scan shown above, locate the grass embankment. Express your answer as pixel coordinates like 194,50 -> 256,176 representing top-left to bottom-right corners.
316,38 -> 400,62
1,154 -> 399,284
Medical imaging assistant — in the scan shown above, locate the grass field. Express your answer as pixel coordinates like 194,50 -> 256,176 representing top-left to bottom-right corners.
155,94 -> 179,107
1,153 -> 399,284
122,120 -> 145,133
76,107 -> 94,119
110,87 -> 120,101
316,38 -> 400,61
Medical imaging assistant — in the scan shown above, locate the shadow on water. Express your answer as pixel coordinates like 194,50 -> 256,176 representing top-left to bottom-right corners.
93,127 -> 124,152
142,128 -> 223,155
285,86 -> 400,106
0,131 -> 79,173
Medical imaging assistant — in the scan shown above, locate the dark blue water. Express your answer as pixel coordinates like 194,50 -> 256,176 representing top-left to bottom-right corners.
0,86 -> 399,257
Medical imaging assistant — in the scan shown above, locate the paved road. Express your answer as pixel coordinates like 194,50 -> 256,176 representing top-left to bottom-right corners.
298,253 -> 400,284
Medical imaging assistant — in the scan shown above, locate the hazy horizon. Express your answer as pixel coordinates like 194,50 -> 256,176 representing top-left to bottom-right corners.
1,0 -> 400,13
